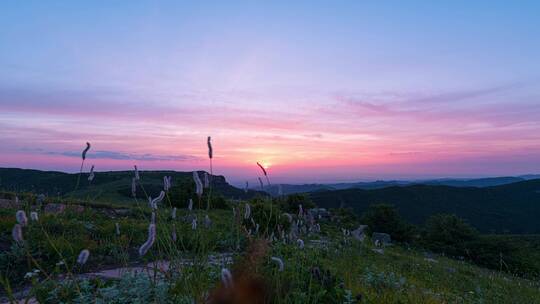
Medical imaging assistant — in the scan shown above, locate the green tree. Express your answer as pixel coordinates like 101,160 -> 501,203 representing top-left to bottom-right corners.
360,204 -> 414,242
422,214 -> 478,256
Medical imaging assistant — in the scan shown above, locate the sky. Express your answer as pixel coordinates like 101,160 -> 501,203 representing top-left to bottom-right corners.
1,1 -> 539,184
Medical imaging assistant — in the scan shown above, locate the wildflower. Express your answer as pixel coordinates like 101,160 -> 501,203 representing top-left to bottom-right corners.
256,162 -> 267,176
115,222 -> 120,236
221,268 -> 233,289
191,217 -> 197,230
163,176 -> 172,191
131,178 -> 137,197
204,214 -> 212,228
134,165 -> 140,180
16,210 -> 28,226
82,142 -> 91,160
151,191 -> 165,209
30,211 -> 39,221
24,272 -> 37,279
77,249 -> 90,265
12,224 -> 23,243
88,165 -> 95,182
193,171 -> 203,197
271,257 -> 284,272
207,136 -> 213,159
204,172 -> 210,188
188,199 -> 193,211
297,239 -> 305,249
171,207 -> 177,219
244,203 -> 251,219
171,224 -> 177,242
139,223 -> 156,256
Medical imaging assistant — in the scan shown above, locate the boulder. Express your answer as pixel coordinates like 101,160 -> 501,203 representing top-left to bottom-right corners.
351,225 -> 368,242
0,198 -> 22,209
44,203 -> 66,214
372,232 -> 391,246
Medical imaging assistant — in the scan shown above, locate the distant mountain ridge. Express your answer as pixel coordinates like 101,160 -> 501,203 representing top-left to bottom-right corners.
260,175 -> 538,196
308,179 -> 540,234
0,167 -> 259,202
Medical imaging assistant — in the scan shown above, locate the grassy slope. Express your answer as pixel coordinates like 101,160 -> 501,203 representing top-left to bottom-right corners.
1,202 -> 539,303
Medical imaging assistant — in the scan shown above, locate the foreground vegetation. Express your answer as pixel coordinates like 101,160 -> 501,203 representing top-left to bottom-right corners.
1,189 -> 539,303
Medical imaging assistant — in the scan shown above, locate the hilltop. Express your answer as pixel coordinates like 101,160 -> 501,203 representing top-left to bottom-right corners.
309,179 -> 540,234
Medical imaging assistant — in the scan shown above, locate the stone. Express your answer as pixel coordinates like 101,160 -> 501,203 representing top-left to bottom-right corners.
44,203 -> 66,214
372,248 -> 384,254
0,198 -> 22,209
351,225 -> 368,242
372,232 -> 391,246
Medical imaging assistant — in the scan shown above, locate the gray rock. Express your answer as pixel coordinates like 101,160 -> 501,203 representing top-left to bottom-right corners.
351,225 -> 368,242
44,203 -> 66,214
372,232 -> 391,246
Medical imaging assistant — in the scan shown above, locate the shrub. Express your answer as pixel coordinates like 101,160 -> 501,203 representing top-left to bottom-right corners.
422,214 -> 478,256
360,204 -> 414,242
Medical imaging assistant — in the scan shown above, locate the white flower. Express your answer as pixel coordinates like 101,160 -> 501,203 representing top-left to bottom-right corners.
193,172 -> 203,197
271,257 -> 284,272
138,224 -> 156,256
221,268 -> 233,289
30,211 -> 39,221
16,210 -> 28,226
244,203 -> 251,219
12,224 -> 23,243
77,249 -> 90,265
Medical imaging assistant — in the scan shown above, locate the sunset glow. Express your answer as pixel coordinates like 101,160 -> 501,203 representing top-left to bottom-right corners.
1,2 -> 539,184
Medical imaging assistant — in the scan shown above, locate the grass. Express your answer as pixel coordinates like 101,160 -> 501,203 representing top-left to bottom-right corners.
0,191 -> 539,303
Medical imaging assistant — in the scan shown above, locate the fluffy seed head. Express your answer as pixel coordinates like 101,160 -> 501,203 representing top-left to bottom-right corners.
188,199 -> 193,211
115,222 -> 120,236
191,218 -> 197,230
138,224 -> 156,256
12,224 -> 23,243
271,256 -> 284,272
77,249 -> 90,265
82,142 -> 91,160
207,136 -> 213,159
244,203 -> 251,219
256,162 -> 267,176
221,268 -> 233,289
204,172 -> 210,188
151,191 -> 165,209
193,172 -> 203,197
204,214 -> 212,228
297,239 -> 305,249
244,181 -> 249,193
30,211 -> 39,221
171,207 -> 177,219
163,176 -> 172,191
131,178 -> 137,197
16,210 -> 28,226
171,224 -> 177,242
88,165 -> 95,182
134,165 -> 140,180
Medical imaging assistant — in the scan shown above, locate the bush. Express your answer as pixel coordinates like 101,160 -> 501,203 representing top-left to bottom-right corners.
277,193 -> 315,213
422,214 -> 478,256
360,204 -> 415,242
